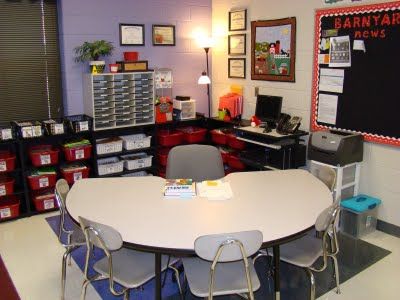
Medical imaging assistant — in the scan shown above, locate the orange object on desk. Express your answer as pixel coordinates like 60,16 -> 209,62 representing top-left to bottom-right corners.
155,96 -> 173,123
218,93 -> 243,119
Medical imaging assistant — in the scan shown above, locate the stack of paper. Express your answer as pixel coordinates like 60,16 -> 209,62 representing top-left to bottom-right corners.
197,180 -> 233,200
164,179 -> 196,198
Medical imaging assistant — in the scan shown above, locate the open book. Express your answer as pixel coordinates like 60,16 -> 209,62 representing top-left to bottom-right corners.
197,180 -> 233,200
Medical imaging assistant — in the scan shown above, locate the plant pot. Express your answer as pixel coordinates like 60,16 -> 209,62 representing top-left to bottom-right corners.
89,61 -> 105,74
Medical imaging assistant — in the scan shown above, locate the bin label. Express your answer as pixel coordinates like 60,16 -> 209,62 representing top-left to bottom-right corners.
73,172 -> 83,182
0,161 -> 6,172
43,199 -> 54,210
0,208 -> 11,218
0,185 -> 6,196
1,129 -> 12,140
75,149 -> 85,160
39,177 -> 49,188
54,124 -> 64,134
40,154 -> 51,165
79,121 -> 89,131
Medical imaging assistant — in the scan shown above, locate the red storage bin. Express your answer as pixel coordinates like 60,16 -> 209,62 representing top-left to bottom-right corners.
29,145 -> 59,166
0,176 -> 15,196
227,153 -> 246,170
124,51 -> 138,61
61,167 -> 90,184
157,129 -> 184,147
158,167 -> 166,178
27,173 -> 57,190
227,134 -> 246,150
32,189 -> 58,212
0,195 -> 20,220
157,147 -> 171,167
0,151 -> 16,172
177,126 -> 207,144
210,129 -> 228,145
220,150 -> 230,164
63,144 -> 92,161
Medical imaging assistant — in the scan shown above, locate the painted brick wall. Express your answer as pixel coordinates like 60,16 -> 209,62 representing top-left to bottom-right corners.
58,0 -> 211,115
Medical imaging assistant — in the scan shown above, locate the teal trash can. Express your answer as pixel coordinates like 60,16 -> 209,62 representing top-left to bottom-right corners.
340,194 -> 382,238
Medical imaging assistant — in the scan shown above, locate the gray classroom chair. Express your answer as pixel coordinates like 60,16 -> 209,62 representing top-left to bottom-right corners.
279,203 -> 341,300
78,216 -> 181,300
55,179 -> 86,300
182,230 -> 263,300
166,144 -> 225,182
310,164 -> 337,192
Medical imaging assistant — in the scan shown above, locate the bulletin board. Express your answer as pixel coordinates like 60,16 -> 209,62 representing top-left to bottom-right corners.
311,1 -> 400,147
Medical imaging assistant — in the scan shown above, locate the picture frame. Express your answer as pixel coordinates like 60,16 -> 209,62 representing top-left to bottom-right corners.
228,58 -> 246,79
251,17 -> 296,82
152,25 -> 175,46
228,34 -> 246,55
229,9 -> 247,31
119,24 -> 145,46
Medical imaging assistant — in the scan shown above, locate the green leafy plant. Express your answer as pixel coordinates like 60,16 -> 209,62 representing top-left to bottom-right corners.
74,40 -> 114,62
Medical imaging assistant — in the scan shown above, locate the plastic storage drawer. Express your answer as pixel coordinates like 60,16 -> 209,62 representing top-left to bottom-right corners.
227,134 -> 246,150
121,134 -> 151,150
97,157 -> 123,176
63,144 -> 92,161
32,189 -> 58,212
0,151 -> 16,172
157,147 -> 171,166
120,153 -> 153,170
177,127 -> 207,144
96,138 -> 123,155
27,173 -> 57,190
227,153 -> 246,170
0,195 -> 20,220
157,130 -> 184,147
61,166 -> 90,184
29,145 -> 59,166
210,129 -> 228,145
0,177 -> 15,196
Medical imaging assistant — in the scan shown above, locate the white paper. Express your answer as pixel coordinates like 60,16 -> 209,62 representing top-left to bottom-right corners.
317,94 -> 338,125
329,36 -> 351,67
353,40 -> 366,52
320,68 -> 344,77
318,54 -> 329,64
319,68 -> 344,93
197,180 -> 233,201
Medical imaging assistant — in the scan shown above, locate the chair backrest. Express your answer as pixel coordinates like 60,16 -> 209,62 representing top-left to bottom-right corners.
55,178 -> 70,212
166,144 -> 225,182
315,202 -> 340,232
78,216 -> 123,251
310,165 -> 336,192
194,230 -> 263,262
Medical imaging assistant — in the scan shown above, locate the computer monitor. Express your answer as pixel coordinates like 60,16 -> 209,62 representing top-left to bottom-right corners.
255,95 -> 283,127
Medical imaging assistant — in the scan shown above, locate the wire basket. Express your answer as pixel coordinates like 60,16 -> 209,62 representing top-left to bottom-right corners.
97,157 -> 123,176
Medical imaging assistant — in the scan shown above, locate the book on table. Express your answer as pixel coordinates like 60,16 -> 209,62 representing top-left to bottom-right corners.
164,178 -> 196,197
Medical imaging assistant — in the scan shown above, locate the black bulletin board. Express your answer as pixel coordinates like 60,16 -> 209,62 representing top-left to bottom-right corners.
311,1 -> 400,147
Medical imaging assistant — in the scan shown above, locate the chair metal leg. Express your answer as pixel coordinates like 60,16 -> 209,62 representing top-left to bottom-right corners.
123,289 -> 130,300
306,268 -> 316,300
80,278 -> 91,300
61,247 -> 75,300
330,255 -> 341,294
169,266 -> 183,297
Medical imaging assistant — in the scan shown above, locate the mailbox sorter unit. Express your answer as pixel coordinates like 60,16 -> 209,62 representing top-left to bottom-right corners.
83,71 -> 155,130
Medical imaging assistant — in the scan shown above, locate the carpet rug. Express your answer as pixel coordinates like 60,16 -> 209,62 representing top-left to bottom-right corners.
46,215 -> 391,299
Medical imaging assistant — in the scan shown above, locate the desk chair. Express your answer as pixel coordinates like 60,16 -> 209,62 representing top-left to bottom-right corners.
182,230 -> 263,300
279,203 -> 341,300
166,144 -> 225,182
78,216 -> 181,300
55,179 -> 86,300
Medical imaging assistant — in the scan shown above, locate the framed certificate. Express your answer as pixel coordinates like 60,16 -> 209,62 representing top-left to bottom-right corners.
119,24 -> 145,46
152,25 -> 175,46
229,9 -> 247,31
228,58 -> 246,79
228,34 -> 246,55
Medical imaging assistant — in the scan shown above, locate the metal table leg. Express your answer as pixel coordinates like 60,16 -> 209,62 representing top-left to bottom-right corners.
273,245 -> 280,300
155,253 -> 162,300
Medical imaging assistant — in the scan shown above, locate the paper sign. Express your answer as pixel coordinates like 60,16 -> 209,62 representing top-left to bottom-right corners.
39,177 -> 49,188
73,172 -> 83,182
75,149 -> 85,160
329,36 -> 351,67
54,124 -> 64,134
0,161 -> 7,172
44,199 -> 55,210
78,121 -> 89,131
40,154 -> 51,165
318,54 -> 330,64
1,129 -> 12,140
0,185 -> 6,196
319,68 -> 345,93
0,208 -> 11,218
353,40 -> 366,52
317,93 -> 338,124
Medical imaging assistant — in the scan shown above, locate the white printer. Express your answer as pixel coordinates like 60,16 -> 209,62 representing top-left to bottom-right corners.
308,130 -> 363,166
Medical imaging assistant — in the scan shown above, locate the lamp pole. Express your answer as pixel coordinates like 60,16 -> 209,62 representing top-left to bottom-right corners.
204,47 -> 211,117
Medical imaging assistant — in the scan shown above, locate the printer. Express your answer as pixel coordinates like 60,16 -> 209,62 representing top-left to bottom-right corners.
308,130 -> 363,166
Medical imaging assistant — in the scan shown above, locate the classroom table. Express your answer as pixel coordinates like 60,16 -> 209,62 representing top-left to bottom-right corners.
67,169 -> 332,300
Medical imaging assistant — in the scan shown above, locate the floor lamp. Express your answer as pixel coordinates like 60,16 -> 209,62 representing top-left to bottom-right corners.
198,46 -> 211,117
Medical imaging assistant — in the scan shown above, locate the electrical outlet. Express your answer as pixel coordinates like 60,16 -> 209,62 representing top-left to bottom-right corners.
255,87 -> 259,97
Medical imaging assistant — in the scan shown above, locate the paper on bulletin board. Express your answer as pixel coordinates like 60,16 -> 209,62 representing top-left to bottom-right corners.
155,69 -> 173,89
329,36 -> 351,67
319,68 -> 344,93
317,93 -> 338,124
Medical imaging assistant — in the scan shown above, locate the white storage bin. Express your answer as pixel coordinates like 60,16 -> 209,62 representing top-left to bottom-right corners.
120,134 -> 151,150
120,152 -> 152,170
97,157 -> 123,175
96,138 -> 123,155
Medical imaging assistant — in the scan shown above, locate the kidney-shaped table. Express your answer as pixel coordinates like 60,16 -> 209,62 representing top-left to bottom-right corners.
67,169 -> 332,300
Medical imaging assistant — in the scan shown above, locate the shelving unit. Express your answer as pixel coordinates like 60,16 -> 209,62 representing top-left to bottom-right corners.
83,71 -> 155,130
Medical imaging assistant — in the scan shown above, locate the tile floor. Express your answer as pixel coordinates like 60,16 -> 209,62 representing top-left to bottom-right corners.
0,212 -> 399,300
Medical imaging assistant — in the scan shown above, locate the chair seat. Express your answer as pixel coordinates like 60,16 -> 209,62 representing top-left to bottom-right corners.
93,248 -> 170,288
182,257 -> 260,297
280,234 -> 323,267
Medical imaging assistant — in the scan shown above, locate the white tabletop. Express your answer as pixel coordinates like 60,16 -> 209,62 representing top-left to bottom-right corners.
67,169 -> 332,251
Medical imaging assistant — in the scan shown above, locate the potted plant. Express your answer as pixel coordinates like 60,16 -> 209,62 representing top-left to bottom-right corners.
74,40 -> 114,74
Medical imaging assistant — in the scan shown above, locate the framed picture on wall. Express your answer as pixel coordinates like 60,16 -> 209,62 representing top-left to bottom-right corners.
228,58 -> 246,79
152,25 -> 176,46
119,24 -> 145,46
229,9 -> 247,31
251,17 -> 296,82
228,34 -> 246,55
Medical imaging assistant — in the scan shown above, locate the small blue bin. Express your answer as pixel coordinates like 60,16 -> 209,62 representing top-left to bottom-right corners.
340,194 -> 381,238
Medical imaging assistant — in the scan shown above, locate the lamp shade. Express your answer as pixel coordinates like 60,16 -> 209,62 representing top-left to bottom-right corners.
198,71 -> 210,84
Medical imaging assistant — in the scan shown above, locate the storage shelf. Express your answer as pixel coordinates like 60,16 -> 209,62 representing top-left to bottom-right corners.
97,166 -> 154,178
96,146 -> 155,159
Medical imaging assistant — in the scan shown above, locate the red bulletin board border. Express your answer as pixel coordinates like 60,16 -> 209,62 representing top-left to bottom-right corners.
310,1 -> 400,147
